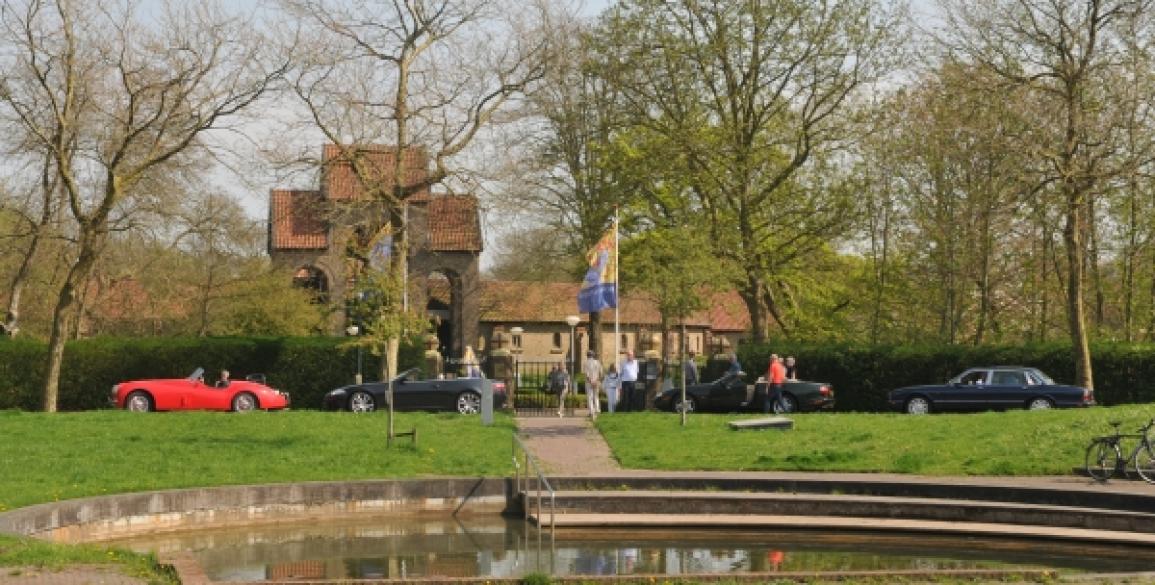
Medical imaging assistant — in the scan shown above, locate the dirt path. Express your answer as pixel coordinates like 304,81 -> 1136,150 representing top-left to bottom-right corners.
0,565 -> 149,585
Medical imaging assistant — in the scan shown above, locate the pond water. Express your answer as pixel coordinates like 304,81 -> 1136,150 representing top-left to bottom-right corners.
104,515 -> 1155,581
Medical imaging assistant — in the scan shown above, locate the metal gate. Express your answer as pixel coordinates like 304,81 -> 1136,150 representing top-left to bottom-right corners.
512,360 -> 577,417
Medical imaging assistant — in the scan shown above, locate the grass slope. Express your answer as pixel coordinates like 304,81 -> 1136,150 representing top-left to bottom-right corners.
0,533 -> 178,584
597,405 -> 1155,475
0,410 -> 516,511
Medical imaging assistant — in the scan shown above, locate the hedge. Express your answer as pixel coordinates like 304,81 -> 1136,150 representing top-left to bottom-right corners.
5,337 -> 1153,412
732,341 -> 1155,411
0,336 -> 424,411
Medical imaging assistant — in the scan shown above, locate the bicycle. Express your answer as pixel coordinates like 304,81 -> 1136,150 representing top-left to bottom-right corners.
1084,419 -> 1155,483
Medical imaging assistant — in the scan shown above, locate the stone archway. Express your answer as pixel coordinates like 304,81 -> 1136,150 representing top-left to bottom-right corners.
424,270 -> 464,360
292,265 -> 330,303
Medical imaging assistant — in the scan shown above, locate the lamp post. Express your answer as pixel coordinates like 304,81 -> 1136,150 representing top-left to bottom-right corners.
346,324 -> 363,384
565,315 -> 580,379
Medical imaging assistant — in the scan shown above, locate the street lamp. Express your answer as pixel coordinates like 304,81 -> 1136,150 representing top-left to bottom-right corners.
565,315 -> 580,378
346,324 -> 363,384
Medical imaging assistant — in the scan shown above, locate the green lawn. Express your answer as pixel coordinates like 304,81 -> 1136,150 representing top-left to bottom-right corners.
597,405 -> 1155,476
0,533 -> 178,584
3,406 -> 1153,584
0,409 -> 516,511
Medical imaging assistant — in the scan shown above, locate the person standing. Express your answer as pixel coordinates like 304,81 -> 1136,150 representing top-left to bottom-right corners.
620,350 -> 639,412
683,350 -> 699,385
582,350 -> 603,421
549,362 -> 571,417
603,364 -> 620,414
726,352 -> 743,377
784,356 -> 798,381
462,346 -> 482,378
765,354 -> 786,414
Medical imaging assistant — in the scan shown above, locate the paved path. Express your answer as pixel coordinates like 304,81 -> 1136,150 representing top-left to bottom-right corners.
515,411 -> 620,475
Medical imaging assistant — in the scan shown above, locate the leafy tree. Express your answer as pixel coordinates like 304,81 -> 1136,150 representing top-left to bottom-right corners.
590,0 -> 907,342
938,0 -> 1155,389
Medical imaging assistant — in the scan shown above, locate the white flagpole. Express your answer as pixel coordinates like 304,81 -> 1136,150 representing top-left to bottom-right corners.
614,208 -> 620,369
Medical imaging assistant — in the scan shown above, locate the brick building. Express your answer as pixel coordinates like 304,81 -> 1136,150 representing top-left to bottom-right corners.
268,144 -> 482,357
268,144 -> 751,366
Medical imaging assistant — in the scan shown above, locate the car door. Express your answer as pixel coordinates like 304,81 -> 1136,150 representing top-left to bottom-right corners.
183,379 -> 231,410
946,369 -> 992,411
390,373 -> 427,410
987,369 -> 1030,408
706,375 -> 746,410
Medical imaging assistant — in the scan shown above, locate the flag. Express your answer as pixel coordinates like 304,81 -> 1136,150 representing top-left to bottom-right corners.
367,228 -> 392,272
578,226 -> 617,313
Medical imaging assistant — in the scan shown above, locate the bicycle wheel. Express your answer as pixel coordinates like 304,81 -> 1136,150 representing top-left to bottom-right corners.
1134,443 -> 1155,484
1085,440 -> 1121,481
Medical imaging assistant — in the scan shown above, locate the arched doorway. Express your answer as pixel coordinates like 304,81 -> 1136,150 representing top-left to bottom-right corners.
424,270 -> 463,361
292,265 -> 329,303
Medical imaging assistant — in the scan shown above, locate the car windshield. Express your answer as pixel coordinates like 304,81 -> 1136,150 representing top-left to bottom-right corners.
391,367 -> 421,382
188,367 -> 205,382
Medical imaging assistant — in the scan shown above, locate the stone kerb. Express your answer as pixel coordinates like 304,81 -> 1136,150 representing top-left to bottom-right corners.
0,478 -> 511,543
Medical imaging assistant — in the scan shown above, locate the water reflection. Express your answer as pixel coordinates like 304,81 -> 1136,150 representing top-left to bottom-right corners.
104,515 -> 1155,581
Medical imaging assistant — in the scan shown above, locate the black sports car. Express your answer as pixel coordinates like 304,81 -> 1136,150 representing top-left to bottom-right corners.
653,372 -> 835,414
323,368 -> 506,414
887,366 -> 1094,415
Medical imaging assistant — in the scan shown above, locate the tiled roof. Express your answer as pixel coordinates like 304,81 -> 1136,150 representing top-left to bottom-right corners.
475,280 -> 750,332
322,144 -> 429,201
427,195 -> 482,252
269,190 -> 327,250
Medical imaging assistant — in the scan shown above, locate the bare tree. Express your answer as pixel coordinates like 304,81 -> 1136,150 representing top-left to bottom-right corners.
0,0 -> 287,411
0,151 -> 63,337
281,0 -> 550,439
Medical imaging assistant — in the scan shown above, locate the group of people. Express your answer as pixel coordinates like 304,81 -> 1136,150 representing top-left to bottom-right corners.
550,350 -> 799,417
548,349 -> 645,419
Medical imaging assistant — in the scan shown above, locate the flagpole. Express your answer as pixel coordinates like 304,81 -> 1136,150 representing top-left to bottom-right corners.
614,207 -> 620,369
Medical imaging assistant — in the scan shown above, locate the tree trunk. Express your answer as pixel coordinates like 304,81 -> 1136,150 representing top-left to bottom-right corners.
1064,191 -> 1094,390
740,275 -> 769,343
42,232 -> 102,411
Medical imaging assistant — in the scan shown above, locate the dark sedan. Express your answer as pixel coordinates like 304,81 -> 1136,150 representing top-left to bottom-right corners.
323,368 -> 506,414
654,372 -> 835,414
887,366 -> 1094,415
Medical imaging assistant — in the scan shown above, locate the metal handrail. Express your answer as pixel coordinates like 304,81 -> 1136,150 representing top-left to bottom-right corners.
512,434 -> 556,537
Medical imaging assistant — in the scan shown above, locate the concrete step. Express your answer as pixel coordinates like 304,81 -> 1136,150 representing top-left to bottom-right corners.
524,512 -> 1155,547
517,489 -> 1155,533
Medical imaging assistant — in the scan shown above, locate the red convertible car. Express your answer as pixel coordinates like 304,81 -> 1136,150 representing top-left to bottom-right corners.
110,368 -> 291,412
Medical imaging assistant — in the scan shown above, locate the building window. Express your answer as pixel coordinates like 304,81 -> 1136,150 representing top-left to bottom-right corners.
512,334 -> 522,349
621,333 -> 629,351
553,332 -> 562,349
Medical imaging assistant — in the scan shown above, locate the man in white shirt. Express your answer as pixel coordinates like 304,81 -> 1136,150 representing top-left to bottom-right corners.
620,350 -> 639,412
582,350 -> 603,421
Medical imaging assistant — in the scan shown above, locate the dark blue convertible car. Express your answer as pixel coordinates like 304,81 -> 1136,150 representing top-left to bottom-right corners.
887,366 -> 1094,415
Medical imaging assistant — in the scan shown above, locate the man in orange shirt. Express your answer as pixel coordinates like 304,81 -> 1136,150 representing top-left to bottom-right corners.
765,354 -> 786,414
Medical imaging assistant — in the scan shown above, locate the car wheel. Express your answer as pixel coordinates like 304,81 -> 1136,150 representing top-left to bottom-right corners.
905,396 -> 931,415
773,393 -> 798,414
349,390 -> 376,413
457,391 -> 481,415
232,392 -> 258,412
1027,397 -> 1053,410
674,397 -> 696,414
125,391 -> 153,412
